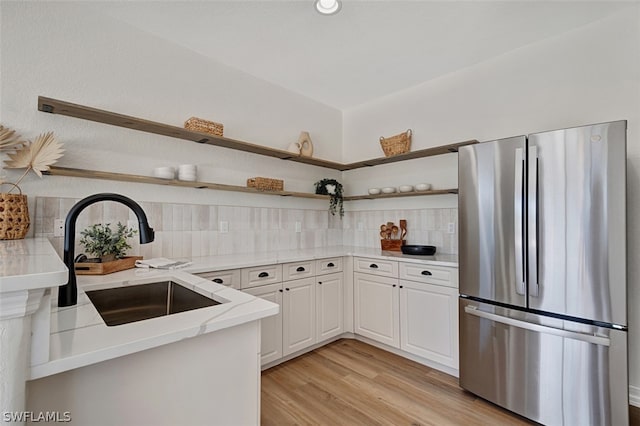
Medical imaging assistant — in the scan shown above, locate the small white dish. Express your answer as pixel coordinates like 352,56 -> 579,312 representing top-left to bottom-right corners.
415,183 -> 432,192
399,185 -> 414,193
381,187 -> 396,194
368,188 -> 381,195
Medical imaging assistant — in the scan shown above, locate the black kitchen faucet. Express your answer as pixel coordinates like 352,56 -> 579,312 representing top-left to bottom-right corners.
58,193 -> 155,307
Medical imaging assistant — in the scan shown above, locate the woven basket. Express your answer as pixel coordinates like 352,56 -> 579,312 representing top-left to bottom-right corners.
0,183 -> 30,240
184,117 -> 224,137
380,129 -> 412,157
247,177 -> 284,192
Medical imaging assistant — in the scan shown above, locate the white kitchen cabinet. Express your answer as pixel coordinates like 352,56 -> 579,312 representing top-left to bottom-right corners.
354,272 -> 400,348
241,264 -> 283,289
243,283 -> 283,365
282,277 -> 316,356
195,269 -> 241,289
399,279 -> 459,369
316,272 -> 344,342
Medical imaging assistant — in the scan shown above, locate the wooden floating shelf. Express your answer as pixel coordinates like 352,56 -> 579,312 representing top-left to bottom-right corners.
43,166 -> 330,200
344,189 -> 457,201
43,166 -> 458,201
37,96 -> 478,171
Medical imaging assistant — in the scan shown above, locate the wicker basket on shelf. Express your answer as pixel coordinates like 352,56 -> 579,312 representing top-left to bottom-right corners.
380,129 -> 412,157
247,177 -> 284,192
184,117 -> 224,137
0,183 -> 30,240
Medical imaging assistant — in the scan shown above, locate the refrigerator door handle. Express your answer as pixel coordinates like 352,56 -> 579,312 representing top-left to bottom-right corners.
527,145 -> 539,297
514,148 -> 525,295
463,306 -> 610,346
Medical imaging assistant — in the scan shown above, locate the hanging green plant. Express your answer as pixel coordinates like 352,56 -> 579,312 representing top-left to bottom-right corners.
314,178 -> 344,218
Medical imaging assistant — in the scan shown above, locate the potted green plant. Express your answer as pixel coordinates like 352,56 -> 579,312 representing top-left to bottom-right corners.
79,222 -> 137,262
314,178 -> 344,218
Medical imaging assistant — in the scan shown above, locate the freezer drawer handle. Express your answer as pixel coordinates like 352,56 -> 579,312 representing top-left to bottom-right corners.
212,278 -> 223,284
421,270 -> 432,276
463,306 -> 610,346
296,266 -> 306,272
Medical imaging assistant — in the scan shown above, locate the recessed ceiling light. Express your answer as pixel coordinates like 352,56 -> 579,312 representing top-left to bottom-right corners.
315,0 -> 341,16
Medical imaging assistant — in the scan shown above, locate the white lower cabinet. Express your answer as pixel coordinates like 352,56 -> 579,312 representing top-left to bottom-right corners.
316,272 -> 344,341
354,272 -> 400,348
243,283 -> 283,365
399,279 -> 459,369
282,277 -> 316,356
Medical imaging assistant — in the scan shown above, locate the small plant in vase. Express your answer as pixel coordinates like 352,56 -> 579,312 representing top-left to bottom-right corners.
79,222 -> 138,262
314,178 -> 344,218
0,125 -> 64,239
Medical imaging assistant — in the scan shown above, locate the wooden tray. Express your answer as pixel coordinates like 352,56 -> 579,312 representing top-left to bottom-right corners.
380,240 -> 405,252
75,256 -> 142,275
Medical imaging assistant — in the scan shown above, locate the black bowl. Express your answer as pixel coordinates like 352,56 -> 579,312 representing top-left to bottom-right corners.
401,245 -> 436,256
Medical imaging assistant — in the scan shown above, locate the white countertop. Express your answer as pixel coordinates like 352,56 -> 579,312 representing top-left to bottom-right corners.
30,268 -> 278,380
184,246 -> 458,274
0,238 -> 68,292
17,242 -> 455,381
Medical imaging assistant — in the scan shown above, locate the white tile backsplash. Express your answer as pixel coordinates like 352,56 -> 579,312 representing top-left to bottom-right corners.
35,197 -> 459,259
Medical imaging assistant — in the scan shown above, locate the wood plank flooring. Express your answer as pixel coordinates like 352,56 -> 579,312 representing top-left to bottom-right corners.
262,339 -> 640,426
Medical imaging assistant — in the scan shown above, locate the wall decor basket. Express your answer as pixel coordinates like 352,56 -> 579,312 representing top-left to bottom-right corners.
247,177 -> 284,192
0,183 -> 30,240
380,129 -> 412,157
184,117 -> 224,137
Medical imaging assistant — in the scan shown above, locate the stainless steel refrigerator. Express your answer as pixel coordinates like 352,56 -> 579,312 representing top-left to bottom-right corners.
458,121 -> 628,426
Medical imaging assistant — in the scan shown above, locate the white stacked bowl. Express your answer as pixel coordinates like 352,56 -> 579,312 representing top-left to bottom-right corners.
178,164 -> 197,181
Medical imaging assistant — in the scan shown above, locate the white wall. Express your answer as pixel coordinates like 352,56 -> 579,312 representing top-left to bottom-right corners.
0,2 -> 342,216
343,6 -> 640,403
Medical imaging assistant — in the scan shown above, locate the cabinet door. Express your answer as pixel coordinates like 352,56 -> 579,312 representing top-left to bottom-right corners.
243,283 -> 283,365
316,272 -> 344,342
354,272 -> 399,348
283,277 -> 316,356
399,279 -> 459,369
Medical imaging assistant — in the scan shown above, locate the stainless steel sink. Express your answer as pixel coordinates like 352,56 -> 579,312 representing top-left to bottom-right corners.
85,281 -> 221,326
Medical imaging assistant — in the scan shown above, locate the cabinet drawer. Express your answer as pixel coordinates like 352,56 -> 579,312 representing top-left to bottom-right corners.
354,257 -> 398,278
196,269 -> 241,289
399,263 -> 458,288
241,264 -> 283,289
315,257 -> 343,275
282,260 -> 315,281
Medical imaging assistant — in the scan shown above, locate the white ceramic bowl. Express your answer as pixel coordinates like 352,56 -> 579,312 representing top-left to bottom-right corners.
368,188 -> 381,195
381,187 -> 396,194
153,166 -> 176,179
415,183 -> 432,191
399,185 -> 414,193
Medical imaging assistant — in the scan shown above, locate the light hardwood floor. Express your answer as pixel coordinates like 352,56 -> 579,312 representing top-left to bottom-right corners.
262,339 -> 640,426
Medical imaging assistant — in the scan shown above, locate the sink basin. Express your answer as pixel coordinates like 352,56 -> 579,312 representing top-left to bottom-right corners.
85,281 -> 221,326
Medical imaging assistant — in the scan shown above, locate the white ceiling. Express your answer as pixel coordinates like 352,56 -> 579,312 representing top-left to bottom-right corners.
89,1 -> 633,110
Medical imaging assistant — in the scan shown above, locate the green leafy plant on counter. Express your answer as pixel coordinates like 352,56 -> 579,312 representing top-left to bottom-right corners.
314,178 -> 344,218
79,222 -> 137,262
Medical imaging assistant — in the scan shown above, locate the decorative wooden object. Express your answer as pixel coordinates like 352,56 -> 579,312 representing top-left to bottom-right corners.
381,239 -> 405,251
246,177 -> 284,192
37,96 -> 478,171
75,255 -> 142,275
